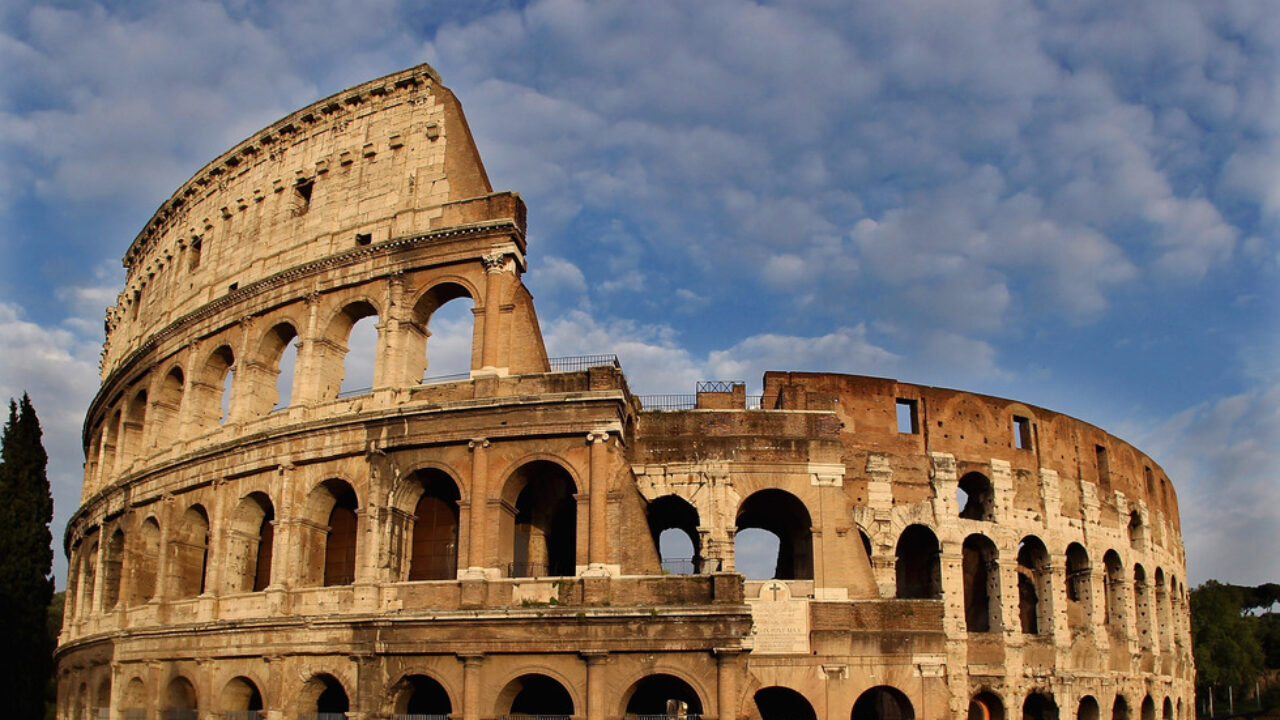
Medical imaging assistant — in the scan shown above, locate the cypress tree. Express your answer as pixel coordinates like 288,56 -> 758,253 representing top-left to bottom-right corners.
0,394 -> 55,719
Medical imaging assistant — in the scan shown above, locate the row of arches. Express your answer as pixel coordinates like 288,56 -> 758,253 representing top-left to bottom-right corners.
893,524 -> 1186,645
967,689 -> 1182,720
66,461 -> 580,621
86,285 -> 477,491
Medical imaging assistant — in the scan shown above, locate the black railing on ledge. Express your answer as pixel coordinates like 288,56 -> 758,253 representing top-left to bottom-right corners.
222,712 -> 264,720
626,715 -> 703,720
336,386 -> 372,398
422,371 -> 472,384
636,394 -> 696,411
501,715 -> 572,720
548,354 -> 621,372
506,562 -> 576,578
660,557 -> 721,574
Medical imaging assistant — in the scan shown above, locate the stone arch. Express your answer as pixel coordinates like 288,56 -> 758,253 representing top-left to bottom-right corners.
1162,697 -> 1173,720
101,407 -> 121,480
1155,567 -> 1171,651
1141,695 -> 1156,720
620,673 -> 705,717
1065,543 -> 1092,632
77,538 -> 100,619
129,516 -> 161,606
324,299 -> 380,399
247,321 -> 301,416
736,489 -> 813,580
218,676 -> 264,714
224,491 -> 275,593
851,685 -> 914,719
410,279 -> 478,382
102,527 -> 125,610
120,387 -> 148,464
297,673 -> 350,715
1134,564 -> 1152,648
1075,696 -> 1099,720
962,533 -> 1001,632
499,459 -> 579,577
151,366 -> 185,447
1128,508 -> 1145,550
195,344 -> 235,429
1016,535 -> 1050,635
958,472 -> 995,521
1103,550 -> 1125,630
968,690 -> 1005,720
389,673 -> 454,716
394,468 -> 461,581
1022,692 -> 1058,720
494,671 -> 576,717
94,676 -> 112,717
164,675 -> 198,718
301,478 -> 361,587
171,504 -> 210,599
1113,695 -> 1131,720
895,525 -> 941,599
754,686 -> 817,720
647,494 -> 702,574
122,677 -> 147,717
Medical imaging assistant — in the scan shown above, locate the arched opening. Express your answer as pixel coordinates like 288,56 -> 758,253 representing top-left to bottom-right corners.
1016,536 -> 1050,635
300,674 -> 349,719
754,686 -> 817,720
102,529 -> 125,610
962,534 -> 1001,632
391,674 -> 453,717
501,461 -> 578,578
405,471 -> 461,581
151,367 -> 184,447
129,517 -> 161,606
1022,692 -> 1058,720
94,677 -> 112,719
171,504 -> 210,599
1103,550 -> 1125,631
249,322 -> 299,415
101,410 -> 120,480
498,674 -> 574,717
1155,567 -> 1171,651
73,682 -> 86,720
735,489 -> 813,580
647,495 -> 702,574
1162,698 -> 1173,720
301,479 -> 361,587
1134,564 -> 1152,649
331,301 -> 379,398
957,472 -> 995,521
219,676 -> 264,717
968,691 -> 1004,720
197,345 -> 235,429
163,676 -> 197,720
1113,695 -> 1131,720
1076,696 -> 1099,720
414,283 -> 475,382
1065,543 -> 1092,632
1141,696 -> 1156,720
895,525 -> 941,599
622,674 -> 703,717
85,423 -> 102,488
851,685 -> 914,720
226,492 -> 275,593
78,540 -> 99,618
122,677 -> 147,719
120,389 -> 147,464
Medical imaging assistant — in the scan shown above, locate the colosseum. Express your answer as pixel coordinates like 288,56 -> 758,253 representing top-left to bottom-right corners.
56,63 -> 1193,720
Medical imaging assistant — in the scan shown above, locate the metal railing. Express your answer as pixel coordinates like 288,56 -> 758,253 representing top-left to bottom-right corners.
391,715 -> 451,720
122,711 -> 146,720
298,713 -> 349,720
660,557 -> 721,574
695,380 -> 743,392
636,394 -> 696,411
223,712 -> 264,720
626,715 -> 703,720
422,371 -> 472,384
508,562 -> 551,578
745,395 -> 765,409
161,711 -> 199,720
548,354 -> 621,372
500,715 -> 572,720
336,386 -> 372,398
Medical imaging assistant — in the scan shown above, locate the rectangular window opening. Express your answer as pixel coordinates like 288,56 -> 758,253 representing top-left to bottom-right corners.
188,237 -> 202,272
1095,444 -> 1111,490
896,398 -> 919,434
1143,465 -> 1154,495
1013,415 -> 1032,450
355,232 -> 372,246
293,177 -> 314,215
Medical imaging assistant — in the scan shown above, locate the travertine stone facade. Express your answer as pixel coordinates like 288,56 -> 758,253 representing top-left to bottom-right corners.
57,64 -> 1192,720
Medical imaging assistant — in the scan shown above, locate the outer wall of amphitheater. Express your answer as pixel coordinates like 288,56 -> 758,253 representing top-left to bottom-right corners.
56,64 -> 1193,720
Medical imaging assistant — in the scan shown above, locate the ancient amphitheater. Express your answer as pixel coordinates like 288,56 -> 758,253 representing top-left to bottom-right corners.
56,64 -> 1193,720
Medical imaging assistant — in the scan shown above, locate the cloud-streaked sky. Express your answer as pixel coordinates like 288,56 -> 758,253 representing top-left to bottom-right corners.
2,0 -> 1276,588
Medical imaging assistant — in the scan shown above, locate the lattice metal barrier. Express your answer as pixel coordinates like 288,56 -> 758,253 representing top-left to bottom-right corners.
636,394 -> 696,410
695,380 -> 743,393
547,354 -> 621,371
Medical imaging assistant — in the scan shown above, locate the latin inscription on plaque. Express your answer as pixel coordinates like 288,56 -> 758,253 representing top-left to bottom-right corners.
747,581 -> 810,654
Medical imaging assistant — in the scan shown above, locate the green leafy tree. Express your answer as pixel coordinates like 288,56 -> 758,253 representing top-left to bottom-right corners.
0,395 -> 55,720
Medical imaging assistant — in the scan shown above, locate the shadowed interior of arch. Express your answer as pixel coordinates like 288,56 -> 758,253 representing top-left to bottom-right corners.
623,674 -> 703,716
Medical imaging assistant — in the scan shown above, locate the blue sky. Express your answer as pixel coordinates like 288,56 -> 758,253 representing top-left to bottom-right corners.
1,0 -> 1276,588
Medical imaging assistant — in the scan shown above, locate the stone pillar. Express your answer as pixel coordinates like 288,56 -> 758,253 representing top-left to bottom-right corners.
586,430 -> 611,574
716,648 -> 742,720
479,251 -> 509,373
583,652 -> 608,720
460,654 -> 484,720
463,439 -> 490,576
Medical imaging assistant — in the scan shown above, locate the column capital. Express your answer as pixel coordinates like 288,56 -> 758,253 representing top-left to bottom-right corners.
580,650 -> 609,664
469,438 -> 490,450
458,652 -> 485,665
